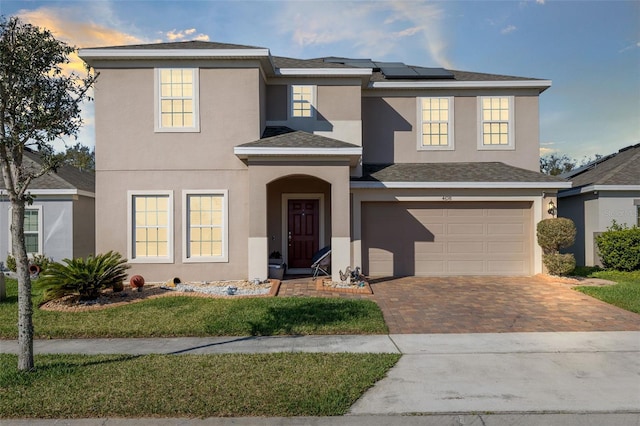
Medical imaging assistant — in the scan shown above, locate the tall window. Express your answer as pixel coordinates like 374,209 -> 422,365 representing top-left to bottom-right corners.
291,85 -> 315,118
23,209 -> 40,254
183,190 -> 228,262
155,68 -> 199,132
129,192 -> 173,263
479,96 -> 513,149
419,97 -> 453,150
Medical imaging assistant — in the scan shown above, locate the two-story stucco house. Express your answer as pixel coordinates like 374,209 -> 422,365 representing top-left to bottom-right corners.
79,40 -> 569,283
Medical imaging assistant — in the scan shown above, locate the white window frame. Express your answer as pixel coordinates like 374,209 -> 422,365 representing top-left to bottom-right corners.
417,96 -> 454,151
154,68 -> 200,133
477,96 -> 515,150
289,84 -> 316,118
182,190 -> 229,263
127,190 -> 174,264
7,205 -> 43,256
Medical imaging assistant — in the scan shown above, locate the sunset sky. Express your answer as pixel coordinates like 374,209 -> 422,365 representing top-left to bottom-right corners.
2,0 -> 639,161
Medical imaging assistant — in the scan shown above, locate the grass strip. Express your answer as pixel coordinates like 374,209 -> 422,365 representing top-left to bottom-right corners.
0,278 -> 387,338
0,352 -> 400,418
573,270 -> 640,314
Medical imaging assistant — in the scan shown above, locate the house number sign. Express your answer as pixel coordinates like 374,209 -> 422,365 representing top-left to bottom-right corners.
442,195 -> 452,201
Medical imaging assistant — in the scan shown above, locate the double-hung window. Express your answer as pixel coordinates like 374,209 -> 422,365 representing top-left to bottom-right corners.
128,191 -> 173,263
183,190 -> 228,262
155,68 -> 199,132
478,96 -> 514,149
8,206 -> 43,255
290,85 -> 315,118
418,97 -> 454,150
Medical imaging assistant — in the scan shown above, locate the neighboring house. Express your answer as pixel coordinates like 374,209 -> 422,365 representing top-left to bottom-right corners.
0,150 -> 96,263
79,41 -> 569,282
558,143 -> 640,266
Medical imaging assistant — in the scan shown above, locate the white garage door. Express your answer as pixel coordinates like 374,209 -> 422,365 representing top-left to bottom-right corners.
362,201 -> 532,276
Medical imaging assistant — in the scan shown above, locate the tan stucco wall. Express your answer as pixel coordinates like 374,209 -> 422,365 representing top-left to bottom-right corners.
95,170 -> 249,282
73,195 -> 95,258
95,67 -> 261,172
361,92 -> 541,171
265,83 -> 362,146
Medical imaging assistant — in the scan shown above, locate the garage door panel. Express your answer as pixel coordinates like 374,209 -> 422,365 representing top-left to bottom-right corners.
487,223 -> 526,235
362,201 -> 532,276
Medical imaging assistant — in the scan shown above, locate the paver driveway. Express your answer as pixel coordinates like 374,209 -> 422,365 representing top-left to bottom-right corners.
278,275 -> 640,334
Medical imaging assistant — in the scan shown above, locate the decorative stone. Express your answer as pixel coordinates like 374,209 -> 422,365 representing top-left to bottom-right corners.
130,275 -> 145,292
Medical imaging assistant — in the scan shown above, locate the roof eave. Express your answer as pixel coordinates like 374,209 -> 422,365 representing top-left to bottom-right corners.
78,48 -> 271,60
351,181 -> 572,189
234,147 -> 362,166
369,80 -> 552,92
558,184 -> 640,198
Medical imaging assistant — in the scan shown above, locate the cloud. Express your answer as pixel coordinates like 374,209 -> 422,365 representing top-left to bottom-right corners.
536,0 -> 546,4
501,25 -> 517,35
165,28 -> 210,42
276,1 -> 452,68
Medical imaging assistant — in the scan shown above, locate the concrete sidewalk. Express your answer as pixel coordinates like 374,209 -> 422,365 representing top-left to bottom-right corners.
1,332 -> 639,421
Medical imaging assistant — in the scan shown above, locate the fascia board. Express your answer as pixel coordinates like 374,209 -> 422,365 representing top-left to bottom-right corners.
369,80 -> 552,90
350,181 -> 572,189
79,48 -> 271,60
0,189 -> 95,198
559,184 -> 640,197
277,68 -> 372,76
234,147 -> 362,157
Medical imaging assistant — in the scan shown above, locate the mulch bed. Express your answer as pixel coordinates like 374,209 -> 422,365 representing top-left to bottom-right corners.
39,280 -> 281,312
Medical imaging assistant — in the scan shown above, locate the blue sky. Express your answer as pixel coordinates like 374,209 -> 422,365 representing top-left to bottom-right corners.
2,0 -> 639,161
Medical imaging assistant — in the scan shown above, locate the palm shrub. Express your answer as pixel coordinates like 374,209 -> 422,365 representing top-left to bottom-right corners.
537,217 -> 576,276
38,251 -> 130,301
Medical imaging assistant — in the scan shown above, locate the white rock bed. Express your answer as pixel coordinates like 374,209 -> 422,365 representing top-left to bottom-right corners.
159,280 -> 272,296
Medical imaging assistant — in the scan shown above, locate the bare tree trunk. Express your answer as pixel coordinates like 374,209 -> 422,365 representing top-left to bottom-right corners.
11,201 -> 34,371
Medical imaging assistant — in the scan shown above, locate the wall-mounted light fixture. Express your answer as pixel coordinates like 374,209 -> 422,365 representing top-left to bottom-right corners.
547,200 -> 557,217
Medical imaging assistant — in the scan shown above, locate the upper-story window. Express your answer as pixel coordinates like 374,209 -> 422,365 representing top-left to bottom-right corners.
478,96 -> 514,150
418,97 -> 454,150
290,85 -> 316,118
155,68 -> 200,132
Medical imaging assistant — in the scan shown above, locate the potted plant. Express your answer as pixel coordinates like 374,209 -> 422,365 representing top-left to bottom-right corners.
268,251 -> 285,280
268,251 -> 283,265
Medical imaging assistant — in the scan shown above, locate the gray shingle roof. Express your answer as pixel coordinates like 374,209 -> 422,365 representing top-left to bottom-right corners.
0,151 -> 95,193
239,129 -> 360,149
562,143 -> 640,187
353,163 -> 567,184
84,40 -> 265,50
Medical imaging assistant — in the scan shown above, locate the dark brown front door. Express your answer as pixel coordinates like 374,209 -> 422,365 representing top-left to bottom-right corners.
288,199 -> 319,268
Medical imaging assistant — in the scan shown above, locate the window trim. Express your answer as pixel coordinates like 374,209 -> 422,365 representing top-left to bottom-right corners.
289,84 -> 316,119
477,96 -> 515,150
7,205 -> 43,256
182,189 -> 229,263
127,190 -> 174,264
154,68 -> 200,133
417,96 -> 455,151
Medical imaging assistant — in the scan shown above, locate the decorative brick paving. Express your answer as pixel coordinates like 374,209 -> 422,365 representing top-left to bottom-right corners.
278,275 -> 640,334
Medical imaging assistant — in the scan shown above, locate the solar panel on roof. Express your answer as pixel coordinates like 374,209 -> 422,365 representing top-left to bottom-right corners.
322,58 -> 377,68
379,66 -> 419,78
413,67 -> 455,79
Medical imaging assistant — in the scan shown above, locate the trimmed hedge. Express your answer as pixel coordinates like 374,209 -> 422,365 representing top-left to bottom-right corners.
595,223 -> 640,271
537,217 -> 577,276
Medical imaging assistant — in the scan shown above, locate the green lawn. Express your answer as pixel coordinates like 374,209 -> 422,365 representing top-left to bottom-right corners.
572,269 -> 640,314
0,277 -> 388,338
0,352 -> 400,418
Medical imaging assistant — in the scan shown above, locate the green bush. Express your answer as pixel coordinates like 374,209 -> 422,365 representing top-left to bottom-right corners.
537,217 -> 576,253
537,217 -> 577,276
595,222 -> 640,271
5,254 -> 16,272
38,251 -> 130,301
543,253 -> 576,276
30,254 -> 52,273
5,253 -> 52,274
